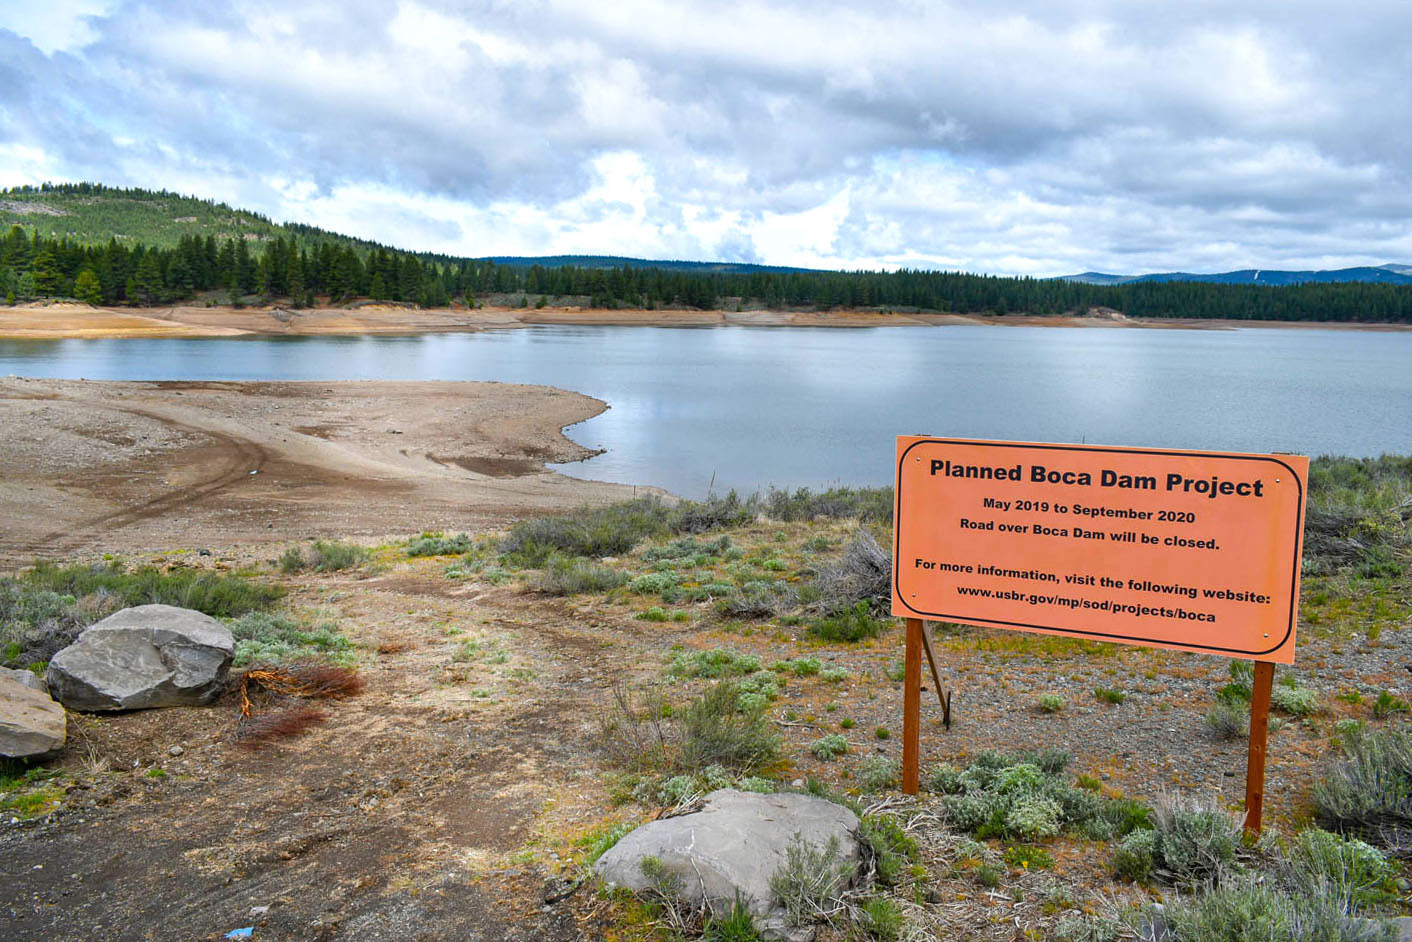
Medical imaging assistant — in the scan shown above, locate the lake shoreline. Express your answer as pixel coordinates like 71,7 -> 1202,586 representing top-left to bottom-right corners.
0,376 -> 652,563
2,301 -> 1410,339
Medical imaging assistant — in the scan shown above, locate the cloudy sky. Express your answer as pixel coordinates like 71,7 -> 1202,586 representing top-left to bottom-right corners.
1,1 -> 1409,275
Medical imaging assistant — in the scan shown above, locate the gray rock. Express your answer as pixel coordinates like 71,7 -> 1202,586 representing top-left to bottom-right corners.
595,789 -> 859,940
1393,916 -> 1412,942
46,605 -> 235,711
0,665 -> 47,694
0,673 -> 66,757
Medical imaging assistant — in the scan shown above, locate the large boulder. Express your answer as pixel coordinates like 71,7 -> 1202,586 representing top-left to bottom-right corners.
595,789 -> 860,940
46,604 -> 235,711
0,665 -> 47,694
0,672 -> 66,757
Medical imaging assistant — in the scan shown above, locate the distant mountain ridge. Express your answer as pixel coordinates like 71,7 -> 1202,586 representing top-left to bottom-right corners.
1061,265 -> 1412,286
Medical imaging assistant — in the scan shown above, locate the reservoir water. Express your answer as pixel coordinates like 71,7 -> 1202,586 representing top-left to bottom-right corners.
2,325 -> 1409,498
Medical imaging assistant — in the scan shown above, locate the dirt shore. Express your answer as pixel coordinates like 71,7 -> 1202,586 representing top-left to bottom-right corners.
3,301 -> 1408,339
0,378 -> 648,564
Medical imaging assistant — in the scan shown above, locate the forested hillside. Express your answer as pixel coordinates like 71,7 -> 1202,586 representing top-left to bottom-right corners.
2,182 -> 1411,322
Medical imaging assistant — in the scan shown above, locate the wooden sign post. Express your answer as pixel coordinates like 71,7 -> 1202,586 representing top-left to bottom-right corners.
891,438 -> 1307,834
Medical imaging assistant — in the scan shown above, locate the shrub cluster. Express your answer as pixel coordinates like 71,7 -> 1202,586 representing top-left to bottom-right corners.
529,556 -> 630,595
1111,797 -> 1243,887
499,495 -> 752,567
24,559 -> 281,615
227,611 -> 354,666
405,532 -> 474,556
1313,722 -> 1412,855
760,486 -> 893,525
808,601 -> 893,643
668,648 -> 762,678
279,540 -> 369,573
599,680 -> 781,783
3,561 -> 280,667
929,750 -> 1147,843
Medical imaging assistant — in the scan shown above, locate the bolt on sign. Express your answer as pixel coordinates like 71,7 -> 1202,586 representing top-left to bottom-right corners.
890,437 -> 1308,831
892,438 -> 1307,662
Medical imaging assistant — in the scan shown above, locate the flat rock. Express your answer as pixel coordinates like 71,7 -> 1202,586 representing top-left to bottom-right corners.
595,789 -> 859,940
0,672 -> 66,757
0,665 -> 47,694
46,604 -> 235,711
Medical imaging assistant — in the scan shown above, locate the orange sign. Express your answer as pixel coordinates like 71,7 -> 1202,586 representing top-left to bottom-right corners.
892,438 -> 1307,663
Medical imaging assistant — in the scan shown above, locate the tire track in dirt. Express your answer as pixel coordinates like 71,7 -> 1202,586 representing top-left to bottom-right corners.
34,406 -> 268,555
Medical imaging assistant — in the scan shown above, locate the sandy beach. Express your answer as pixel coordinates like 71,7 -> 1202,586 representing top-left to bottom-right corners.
4,300 -> 1406,340
0,377 -> 650,563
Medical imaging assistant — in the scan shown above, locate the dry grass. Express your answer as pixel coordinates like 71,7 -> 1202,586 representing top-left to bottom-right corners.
235,706 -> 330,751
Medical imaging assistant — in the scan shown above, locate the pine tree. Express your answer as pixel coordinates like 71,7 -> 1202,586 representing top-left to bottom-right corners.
74,268 -> 102,305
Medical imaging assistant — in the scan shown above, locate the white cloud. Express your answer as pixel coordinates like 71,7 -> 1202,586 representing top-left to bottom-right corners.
1,0 -> 1409,274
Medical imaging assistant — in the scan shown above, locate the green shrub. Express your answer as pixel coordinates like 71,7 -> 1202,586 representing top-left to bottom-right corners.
638,607 -> 669,622
858,756 -> 900,792
1003,794 -> 1062,840
1054,913 -> 1129,942
924,763 -> 962,794
1111,827 -> 1157,882
1312,722 -> 1412,852
1094,687 -> 1125,705
683,581 -> 737,602
1271,683 -> 1321,716
668,648 -> 762,678
630,571 -> 679,596
809,734 -> 849,760
1147,798 -> 1243,888
819,666 -> 848,683
1163,875 -> 1399,942
529,556 -> 630,595
769,834 -> 856,928
859,896 -> 902,942
772,657 -> 820,677
1002,844 -> 1054,870
499,495 -> 753,567
643,535 -> 732,564
1096,798 -> 1153,838
279,540 -> 369,573
858,813 -> 918,887
714,580 -> 795,617
577,821 -> 635,867
1020,748 -> 1071,776
22,560 -> 281,616
734,671 -> 780,712
405,532 -> 473,556
1037,693 -> 1065,713
499,498 -> 675,565
1290,828 -> 1396,910
809,602 -> 891,643
228,611 -> 353,666
760,485 -> 893,524
1205,699 -> 1249,740
935,750 -> 1143,843
1373,691 -> 1409,718
678,682 -> 780,774
702,900 -> 763,942
972,864 -> 1001,888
